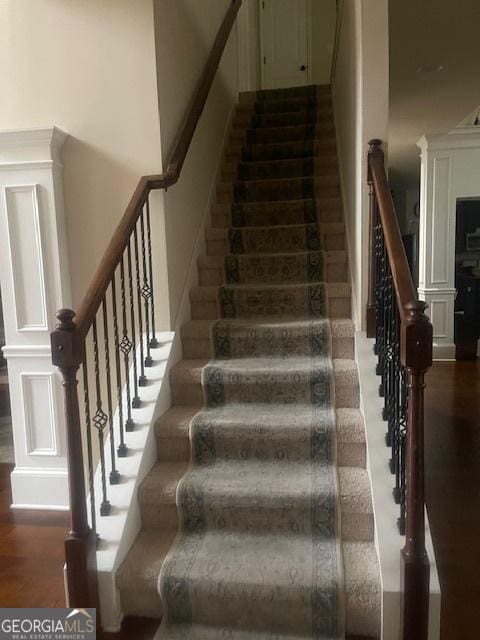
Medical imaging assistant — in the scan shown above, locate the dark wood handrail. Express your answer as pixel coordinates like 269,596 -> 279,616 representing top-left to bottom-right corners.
368,140 -> 417,320
51,0 -> 243,618
74,0 -> 242,341
367,139 -> 432,640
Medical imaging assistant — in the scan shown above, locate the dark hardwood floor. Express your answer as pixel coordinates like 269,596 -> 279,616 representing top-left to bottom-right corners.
425,358 -> 480,640
0,358 -> 478,638
0,463 -> 69,608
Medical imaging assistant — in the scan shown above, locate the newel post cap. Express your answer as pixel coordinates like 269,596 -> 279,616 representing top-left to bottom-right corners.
51,308 -> 81,368
401,301 -> 433,371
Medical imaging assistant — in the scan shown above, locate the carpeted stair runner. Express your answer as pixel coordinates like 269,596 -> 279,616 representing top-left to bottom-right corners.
117,85 -> 381,639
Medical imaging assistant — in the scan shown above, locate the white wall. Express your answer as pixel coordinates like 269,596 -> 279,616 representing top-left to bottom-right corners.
237,0 -> 261,91
311,0 -> 337,85
332,0 -> 389,329
153,0 -> 239,327
418,127 -> 480,360
0,0 -> 169,324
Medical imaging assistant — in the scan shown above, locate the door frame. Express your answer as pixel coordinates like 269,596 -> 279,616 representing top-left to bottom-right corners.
258,0 -> 312,90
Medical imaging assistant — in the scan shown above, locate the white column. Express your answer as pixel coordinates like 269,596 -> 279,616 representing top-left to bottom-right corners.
417,127 -> 480,360
0,127 -> 71,509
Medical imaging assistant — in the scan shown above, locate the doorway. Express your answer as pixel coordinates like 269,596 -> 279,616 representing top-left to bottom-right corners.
259,0 -> 311,89
454,199 -> 480,360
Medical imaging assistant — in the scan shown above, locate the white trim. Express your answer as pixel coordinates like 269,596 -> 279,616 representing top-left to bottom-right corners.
21,372 -> 59,457
0,161 -> 60,171
236,1 -> 251,92
10,466 -> 69,510
355,331 -> 441,640
2,345 -> 53,358
4,184 -> 49,332
0,125 -> 71,511
11,503 -> 70,511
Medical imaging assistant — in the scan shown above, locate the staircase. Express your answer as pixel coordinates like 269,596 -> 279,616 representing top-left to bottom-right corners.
117,85 -> 381,639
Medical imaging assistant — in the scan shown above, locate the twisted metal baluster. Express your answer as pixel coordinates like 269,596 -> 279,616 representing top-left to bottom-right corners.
385,269 -> 395,444
127,239 -> 141,406
92,318 -> 111,516
81,352 -> 96,534
133,225 -> 147,386
140,209 -> 153,367
102,297 -> 120,484
111,273 -> 128,457
119,254 -> 134,431
392,305 -> 402,502
145,196 -> 158,349
398,365 -> 408,534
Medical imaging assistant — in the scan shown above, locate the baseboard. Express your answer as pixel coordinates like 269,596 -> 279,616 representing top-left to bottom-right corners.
10,467 -> 69,510
432,342 -> 456,361
355,331 -> 441,640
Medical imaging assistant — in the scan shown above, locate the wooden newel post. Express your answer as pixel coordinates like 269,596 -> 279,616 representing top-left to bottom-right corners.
400,300 -> 432,640
366,139 -> 383,338
51,309 -> 99,611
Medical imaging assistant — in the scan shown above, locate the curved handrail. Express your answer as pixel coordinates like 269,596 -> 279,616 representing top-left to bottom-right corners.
74,0 -> 242,341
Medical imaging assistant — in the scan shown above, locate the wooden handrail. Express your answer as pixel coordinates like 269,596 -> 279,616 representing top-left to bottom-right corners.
368,140 -> 417,320
51,0 -> 242,618
367,139 -> 432,640
74,0 -> 242,342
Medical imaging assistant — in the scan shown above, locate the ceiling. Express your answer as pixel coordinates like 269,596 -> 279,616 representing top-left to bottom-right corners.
389,0 -> 480,187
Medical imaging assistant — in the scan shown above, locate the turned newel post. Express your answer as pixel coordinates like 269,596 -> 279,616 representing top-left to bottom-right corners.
51,309 -> 99,610
367,139 -> 383,338
400,300 -> 432,640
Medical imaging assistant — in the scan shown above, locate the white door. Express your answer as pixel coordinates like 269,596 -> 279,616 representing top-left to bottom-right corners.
260,0 -> 310,90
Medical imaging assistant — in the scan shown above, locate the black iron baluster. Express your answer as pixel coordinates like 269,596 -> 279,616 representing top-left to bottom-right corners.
392,305 -> 402,502
91,318 -> 111,516
145,196 -> 159,349
140,209 -> 153,367
398,366 -> 408,534
111,274 -> 128,457
81,352 -> 96,534
374,218 -> 383,361
119,255 -> 134,431
127,240 -> 141,406
133,225 -> 147,386
102,297 -> 120,484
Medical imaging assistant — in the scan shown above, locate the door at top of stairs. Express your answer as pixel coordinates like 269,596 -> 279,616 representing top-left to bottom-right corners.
260,0 -> 310,90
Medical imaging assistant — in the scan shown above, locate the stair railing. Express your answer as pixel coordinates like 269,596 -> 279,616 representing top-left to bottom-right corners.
367,139 -> 432,640
50,0 -> 242,614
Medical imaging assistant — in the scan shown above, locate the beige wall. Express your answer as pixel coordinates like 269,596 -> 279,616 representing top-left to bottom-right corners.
0,0 -> 168,322
332,0 -> 389,329
153,0 -> 239,326
311,0 -> 337,85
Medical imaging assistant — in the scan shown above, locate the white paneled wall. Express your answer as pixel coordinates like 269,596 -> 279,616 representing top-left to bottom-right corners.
0,128 -> 71,509
418,126 -> 480,360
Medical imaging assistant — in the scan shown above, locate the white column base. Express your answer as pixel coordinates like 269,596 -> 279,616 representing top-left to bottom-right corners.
0,128 -> 71,510
418,288 -> 456,362
10,467 -> 69,510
